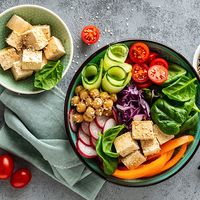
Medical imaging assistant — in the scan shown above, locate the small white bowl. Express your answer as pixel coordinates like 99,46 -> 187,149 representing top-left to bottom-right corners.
193,44 -> 200,77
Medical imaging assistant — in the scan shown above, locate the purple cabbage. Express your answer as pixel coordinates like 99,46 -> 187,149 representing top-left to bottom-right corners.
116,84 -> 150,130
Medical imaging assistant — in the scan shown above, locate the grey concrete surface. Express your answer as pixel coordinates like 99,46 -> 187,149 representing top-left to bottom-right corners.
0,0 -> 200,199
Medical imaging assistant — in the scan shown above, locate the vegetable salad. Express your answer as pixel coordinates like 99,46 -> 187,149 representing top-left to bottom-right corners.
69,41 -> 198,179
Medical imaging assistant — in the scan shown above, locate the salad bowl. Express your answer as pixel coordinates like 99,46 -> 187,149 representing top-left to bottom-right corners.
64,40 -> 200,186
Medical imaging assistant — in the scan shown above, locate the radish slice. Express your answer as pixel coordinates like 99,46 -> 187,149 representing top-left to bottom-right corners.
81,121 -> 90,136
103,118 -> 116,133
78,128 -> 91,146
133,114 -> 144,121
95,116 -> 109,128
69,109 -> 78,132
112,108 -> 118,124
90,137 -> 97,147
89,121 -> 102,140
77,140 -> 97,158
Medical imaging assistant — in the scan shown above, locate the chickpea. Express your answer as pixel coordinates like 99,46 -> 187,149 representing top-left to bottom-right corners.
72,113 -> 83,123
76,102 -> 87,113
103,99 -> 113,110
95,108 -> 103,116
110,93 -> 117,103
92,97 -> 103,109
89,88 -> 100,99
75,85 -> 84,95
85,97 -> 93,106
80,89 -> 89,100
103,109 -> 113,117
83,113 -> 93,122
85,106 -> 95,118
71,96 -> 80,106
100,91 -> 110,100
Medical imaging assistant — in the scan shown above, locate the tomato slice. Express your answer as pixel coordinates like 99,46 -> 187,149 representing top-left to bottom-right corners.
129,42 -> 150,63
150,58 -> 169,69
132,63 -> 149,83
136,79 -> 153,89
148,65 -> 168,85
81,25 -> 100,45
147,52 -> 159,64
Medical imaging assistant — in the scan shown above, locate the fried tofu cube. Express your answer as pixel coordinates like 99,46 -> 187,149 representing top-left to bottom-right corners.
132,121 -> 154,140
44,36 -> 65,60
121,150 -> 146,169
0,47 -> 20,70
23,28 -> 48,50
22,49 -> 42,70
140,138 -> 161,157
153,124 -> 174,145
11,61 -> 33,81
33,25 -> 51,40
6,31 -> 23,51
6,15 -> 32,33
34,53 -> 47,72
114,132 -> 139,157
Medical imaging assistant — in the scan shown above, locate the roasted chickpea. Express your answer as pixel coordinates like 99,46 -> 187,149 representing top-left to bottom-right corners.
80,89 -> 89,100
100,91 -> 110,100
85,106 -> 95,118
103,99 -> 113,110
76,102 -> 87,113
92,97 -> 103,109
85,97 -> 93,106
103,109 -> 113,117
89,88 -> 100,99
95,108 -> 103,116
110,93 -> 117,102
75,85 -> 84,95
71,96 -> 80,106
83,113 -> 93,122
72,113 -> 83,123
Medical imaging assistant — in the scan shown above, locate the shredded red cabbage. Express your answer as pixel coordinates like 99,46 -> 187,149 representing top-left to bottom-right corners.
116,84 -> 150,130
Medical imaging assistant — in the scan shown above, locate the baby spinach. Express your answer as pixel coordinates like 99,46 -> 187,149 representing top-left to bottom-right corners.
34,60 -> 64,90
162,76 -> 196,102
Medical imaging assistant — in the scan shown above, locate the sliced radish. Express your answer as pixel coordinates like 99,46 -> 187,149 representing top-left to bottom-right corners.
95,116 -> 109,128
77,139 -> 97,158
89,121 -> 102,140
81,121 -> 90,136
133,114 -> 144,121
78,128 -> 91,146
69,109 -> 78,132
103,118 -> 116,133
112,108 -> 118,124
90,137 -> 97,147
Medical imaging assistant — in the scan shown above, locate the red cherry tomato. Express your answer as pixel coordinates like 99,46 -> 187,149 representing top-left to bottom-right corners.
148,65 -> 168,85
81,25 -> 100,45
0,154 -> 14,180
136,79 -> 153,89
150,58 -> 169,69
10,168 -> 32,189
147,52 -> 159,63
129,42 -> 150,63
132,63 -> 149,83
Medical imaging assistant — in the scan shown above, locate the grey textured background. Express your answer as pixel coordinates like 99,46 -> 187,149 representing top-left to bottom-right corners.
0,0 -> 200,199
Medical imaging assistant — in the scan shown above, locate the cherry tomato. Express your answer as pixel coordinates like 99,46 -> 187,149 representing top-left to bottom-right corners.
147,52 -> 159,63
132,63 -> 149,83
81,25 -> 100,45
0,154 -> 14,180
129,42 -> 150,63
148,65 -> 168,85
136,79 -> 153,89
10,168 -> 32,189
125,56 -> 133,64
150,58 -> 169,69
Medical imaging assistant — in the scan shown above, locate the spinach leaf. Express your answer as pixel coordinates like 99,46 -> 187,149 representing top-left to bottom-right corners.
96,134 -> 118,175
102,125 -> 125,158
162,76 -> 196,102
34,60 -> 64,90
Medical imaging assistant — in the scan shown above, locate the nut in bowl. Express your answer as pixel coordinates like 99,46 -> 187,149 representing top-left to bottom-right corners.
0,5 -> 73,94
65,40 -> 200,186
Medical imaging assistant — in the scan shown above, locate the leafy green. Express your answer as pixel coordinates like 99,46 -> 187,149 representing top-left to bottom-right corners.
34,60 -> 63,90
102,125 -> 125,158
96,134 -> 118,175
162,76 -> 197,102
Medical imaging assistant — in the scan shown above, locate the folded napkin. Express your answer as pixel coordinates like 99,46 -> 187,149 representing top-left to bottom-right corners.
0,86 -> 105,200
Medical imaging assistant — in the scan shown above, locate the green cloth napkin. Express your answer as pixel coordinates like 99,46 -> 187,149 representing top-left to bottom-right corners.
0,86 -> 105,200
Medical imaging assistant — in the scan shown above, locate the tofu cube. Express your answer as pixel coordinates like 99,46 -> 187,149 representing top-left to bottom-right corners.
23,28 -> 48,50
44,36 -> 65,60
6,15 -> 32,33
121,150 -> 146,169
33,25 -> 51,40
34,53 -> 48,72
140,138 -> 161,157
6,31 -> 23,51
132,121 -> 154,140
154,124 -> 174,145
0,47 -> 20,70
22,49 -> 42,70
114,132 -> 139,157
11,61 -> 33,81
